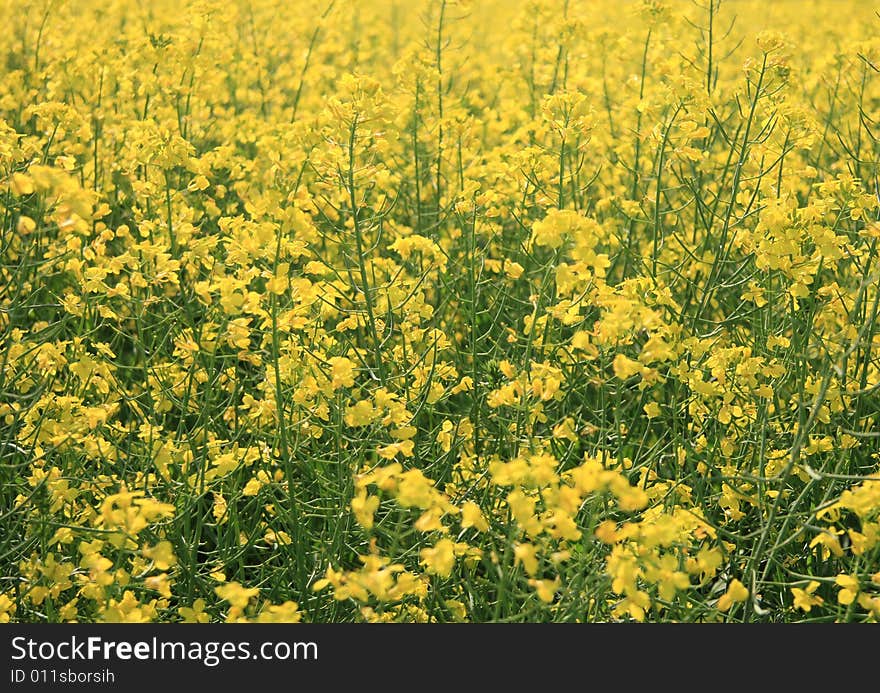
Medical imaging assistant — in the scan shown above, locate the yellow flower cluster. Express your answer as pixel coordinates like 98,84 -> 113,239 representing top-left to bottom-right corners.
2,0 -> 880,622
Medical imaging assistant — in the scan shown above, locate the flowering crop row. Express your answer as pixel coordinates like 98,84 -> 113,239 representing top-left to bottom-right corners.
1,0 -> 879,622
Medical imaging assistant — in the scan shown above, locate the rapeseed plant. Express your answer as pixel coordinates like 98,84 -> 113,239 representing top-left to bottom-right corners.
1,0 -> 879,623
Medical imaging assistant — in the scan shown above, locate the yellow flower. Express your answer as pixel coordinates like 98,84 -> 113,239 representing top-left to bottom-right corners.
144,573 -> 172,598
685,547 -> 722,583
809,529 -> 844,559
328,357 -> 356,389
215,582 -> 260,610
717,579 -> 749,612
212,493 -> 228,525
791,581 -> 824,612
460,501 -> 489,532
834,574 -> 859,605
528,578 -> 561,604
0,594 -> 15,623
345,399 -> 378,427
142,541 -> 177,570
513,543 -> 539,577
242,477 -> 264,497
179,598 -> 210,623
419,539 -> 457,577
351,490 -> 380,530
256,601 -> 302,623
613,353 -> 644,380
10,172 -> 34,195
377,440 -> 415,459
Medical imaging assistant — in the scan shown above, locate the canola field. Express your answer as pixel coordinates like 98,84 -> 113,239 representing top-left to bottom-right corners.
2,0 -> 880,623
